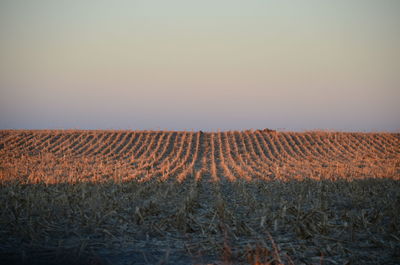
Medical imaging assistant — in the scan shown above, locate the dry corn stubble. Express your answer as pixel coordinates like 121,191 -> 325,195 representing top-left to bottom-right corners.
0,130 -> 399,264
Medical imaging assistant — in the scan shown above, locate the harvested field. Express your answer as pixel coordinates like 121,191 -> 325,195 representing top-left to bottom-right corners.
1,130 -> 399,264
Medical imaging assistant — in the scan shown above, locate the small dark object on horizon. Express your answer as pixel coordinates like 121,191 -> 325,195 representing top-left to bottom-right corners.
256,128 -> 277,133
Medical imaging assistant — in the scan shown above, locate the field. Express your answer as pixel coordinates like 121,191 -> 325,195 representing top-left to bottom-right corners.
1,130 -> 399,264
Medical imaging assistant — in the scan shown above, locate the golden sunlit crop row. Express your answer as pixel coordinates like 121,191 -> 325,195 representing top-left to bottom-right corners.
1,130 -> 398,184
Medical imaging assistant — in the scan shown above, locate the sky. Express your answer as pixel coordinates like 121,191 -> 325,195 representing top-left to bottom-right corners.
0,0 -> 399,131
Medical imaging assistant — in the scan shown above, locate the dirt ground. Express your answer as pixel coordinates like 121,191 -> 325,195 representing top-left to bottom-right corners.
1,130 -> 399,264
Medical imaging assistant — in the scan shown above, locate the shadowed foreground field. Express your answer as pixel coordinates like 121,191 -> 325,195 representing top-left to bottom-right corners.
1,130 -> 399,264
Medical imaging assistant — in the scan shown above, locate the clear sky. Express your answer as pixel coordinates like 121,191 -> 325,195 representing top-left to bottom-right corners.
1,0 -> 399,131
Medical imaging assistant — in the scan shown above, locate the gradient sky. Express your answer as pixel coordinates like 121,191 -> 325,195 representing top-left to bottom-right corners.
1,0 -> 399,131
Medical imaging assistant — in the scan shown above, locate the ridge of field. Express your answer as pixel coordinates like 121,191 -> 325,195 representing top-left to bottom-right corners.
0,130 -> 399,183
